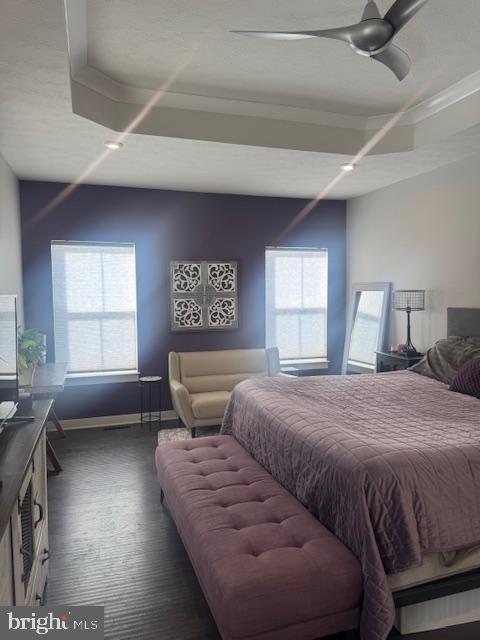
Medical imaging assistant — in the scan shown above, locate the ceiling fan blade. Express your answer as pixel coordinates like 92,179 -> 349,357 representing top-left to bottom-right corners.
230,30 -> 316,41
309,25 -> 365,45
384,0 -> 430,33
232,25 -> 362,45
371,44 -> 411,80
361,1 -> 382,21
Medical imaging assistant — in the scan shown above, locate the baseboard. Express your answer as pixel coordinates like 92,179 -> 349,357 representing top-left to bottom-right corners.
48,410 -> 178,431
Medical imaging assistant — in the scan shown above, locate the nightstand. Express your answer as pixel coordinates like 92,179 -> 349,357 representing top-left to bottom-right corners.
375,351 -> 424,373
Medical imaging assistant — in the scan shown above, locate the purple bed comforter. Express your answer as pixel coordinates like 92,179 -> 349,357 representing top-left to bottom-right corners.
221,370 -> 480,640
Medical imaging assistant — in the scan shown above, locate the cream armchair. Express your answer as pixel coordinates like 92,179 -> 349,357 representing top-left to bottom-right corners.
169,347 -> 282,437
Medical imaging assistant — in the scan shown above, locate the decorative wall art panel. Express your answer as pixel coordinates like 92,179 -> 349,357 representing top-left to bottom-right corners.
170,260 -> 238,331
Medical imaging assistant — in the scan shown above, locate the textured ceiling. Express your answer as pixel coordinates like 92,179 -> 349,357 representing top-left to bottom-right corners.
0,0 -> 480,201
86,0 -> 480,116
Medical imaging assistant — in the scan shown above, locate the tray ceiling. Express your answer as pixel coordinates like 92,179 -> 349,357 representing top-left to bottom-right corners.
86,0 -> 480,117
0,0 -> 480,201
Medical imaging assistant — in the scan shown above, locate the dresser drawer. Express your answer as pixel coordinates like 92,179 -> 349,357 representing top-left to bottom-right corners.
32,433 -> 48,554
10,436 -> 49,606
32,431 -> 47,504
26,520 -> 49,606
0,523 -> 14,605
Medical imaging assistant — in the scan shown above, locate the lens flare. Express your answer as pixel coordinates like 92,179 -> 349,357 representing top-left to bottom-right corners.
273,76 -> 441,246
28,47 -> 199,228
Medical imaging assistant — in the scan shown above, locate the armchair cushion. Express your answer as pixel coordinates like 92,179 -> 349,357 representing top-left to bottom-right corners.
190,391 -> 231,420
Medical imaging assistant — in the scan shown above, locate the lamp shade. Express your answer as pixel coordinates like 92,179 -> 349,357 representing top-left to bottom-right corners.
392,290 -> 425,311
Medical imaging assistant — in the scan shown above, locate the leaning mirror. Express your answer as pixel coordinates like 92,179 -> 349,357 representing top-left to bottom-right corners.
342,282 -> 392,374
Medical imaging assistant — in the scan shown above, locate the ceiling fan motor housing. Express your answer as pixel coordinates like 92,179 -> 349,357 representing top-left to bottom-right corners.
351,19 -> 394,55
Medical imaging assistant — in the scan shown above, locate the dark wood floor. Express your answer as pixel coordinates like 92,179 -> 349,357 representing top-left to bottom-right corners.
46,424 -> 221,640
45,426 -> 480,640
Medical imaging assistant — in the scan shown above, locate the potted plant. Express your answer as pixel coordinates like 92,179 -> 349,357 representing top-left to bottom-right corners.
17,328 -> 46,388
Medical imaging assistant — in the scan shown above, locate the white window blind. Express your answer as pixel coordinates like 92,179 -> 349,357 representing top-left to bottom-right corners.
265,248 -> 328,361
51,241 -> 138,375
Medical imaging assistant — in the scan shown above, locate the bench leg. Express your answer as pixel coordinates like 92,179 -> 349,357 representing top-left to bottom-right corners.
191,427 -> 196,439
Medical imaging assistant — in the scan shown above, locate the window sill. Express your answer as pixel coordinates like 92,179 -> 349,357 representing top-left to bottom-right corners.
346,360 -> 375,374
66,371 -> 140,386
281,358 -> 329,371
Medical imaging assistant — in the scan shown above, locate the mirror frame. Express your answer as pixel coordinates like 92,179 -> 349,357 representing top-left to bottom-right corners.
342,282 -> 392,375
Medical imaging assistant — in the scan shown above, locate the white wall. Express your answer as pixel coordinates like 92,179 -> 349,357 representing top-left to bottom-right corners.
0,152 -> 23,324
347,154 -> 480,352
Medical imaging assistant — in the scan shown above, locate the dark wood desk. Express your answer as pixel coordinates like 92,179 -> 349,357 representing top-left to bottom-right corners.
28,363 -> 68,472
30,362 -> 68,395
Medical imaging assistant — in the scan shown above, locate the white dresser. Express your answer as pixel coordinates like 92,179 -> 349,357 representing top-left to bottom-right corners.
0,400 -> 50,605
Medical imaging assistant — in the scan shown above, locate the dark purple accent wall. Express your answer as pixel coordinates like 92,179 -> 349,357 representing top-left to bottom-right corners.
19,180 -> 346,420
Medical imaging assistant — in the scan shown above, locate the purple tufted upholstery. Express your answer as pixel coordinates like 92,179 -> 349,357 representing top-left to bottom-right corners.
155,435 -> 362,640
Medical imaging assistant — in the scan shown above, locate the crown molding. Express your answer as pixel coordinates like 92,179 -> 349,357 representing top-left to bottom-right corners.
366,69 -> 480,130
64,0 -> 86,76
73,65 -> 370,130
73,62 -> 480,133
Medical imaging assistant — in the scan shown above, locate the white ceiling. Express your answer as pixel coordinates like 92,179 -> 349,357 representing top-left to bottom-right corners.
86,0 -> 480,117
0,0 -> 480,201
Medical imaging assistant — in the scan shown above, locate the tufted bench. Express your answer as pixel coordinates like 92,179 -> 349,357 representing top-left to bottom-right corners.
155,435 -> 362,640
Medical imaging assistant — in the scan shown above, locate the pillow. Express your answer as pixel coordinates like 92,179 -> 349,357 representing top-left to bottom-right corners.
450,358 -> 480,399
409,336 -> 480,385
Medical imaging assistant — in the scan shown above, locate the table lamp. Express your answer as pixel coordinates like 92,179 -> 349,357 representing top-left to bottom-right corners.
392,290 -> 425,355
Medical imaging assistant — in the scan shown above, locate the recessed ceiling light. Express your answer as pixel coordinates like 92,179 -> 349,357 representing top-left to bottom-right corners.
104,140 -> 124,150
341,163 -> 355,172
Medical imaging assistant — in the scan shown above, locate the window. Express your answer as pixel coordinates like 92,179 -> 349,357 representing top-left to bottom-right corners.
265,248 -> 328,363
51,241 -> 138,377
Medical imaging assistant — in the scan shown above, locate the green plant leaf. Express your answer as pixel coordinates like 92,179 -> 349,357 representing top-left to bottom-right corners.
17,327 -> 46,367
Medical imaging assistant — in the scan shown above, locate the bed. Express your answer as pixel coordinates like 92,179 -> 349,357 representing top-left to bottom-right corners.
221,308 -> 480,640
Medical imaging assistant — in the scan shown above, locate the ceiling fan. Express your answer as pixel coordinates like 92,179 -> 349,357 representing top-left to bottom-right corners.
231,0 -> 430,81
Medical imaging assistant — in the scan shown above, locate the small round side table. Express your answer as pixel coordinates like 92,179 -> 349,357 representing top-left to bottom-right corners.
139,376 -> 162,431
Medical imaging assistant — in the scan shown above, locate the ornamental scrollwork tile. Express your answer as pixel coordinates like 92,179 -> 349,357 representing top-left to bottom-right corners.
207,262 -> 236,293
208,298 -> 236,327
173,298 -> 203,329
172,262 -> 202,293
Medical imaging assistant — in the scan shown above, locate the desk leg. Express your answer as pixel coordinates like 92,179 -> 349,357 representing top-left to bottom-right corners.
50,409 -> 66,438
46,436 -> 63,473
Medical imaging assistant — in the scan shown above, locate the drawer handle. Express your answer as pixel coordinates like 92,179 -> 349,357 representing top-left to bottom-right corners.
41,548 -> 50,565
34,500 -> 44,528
